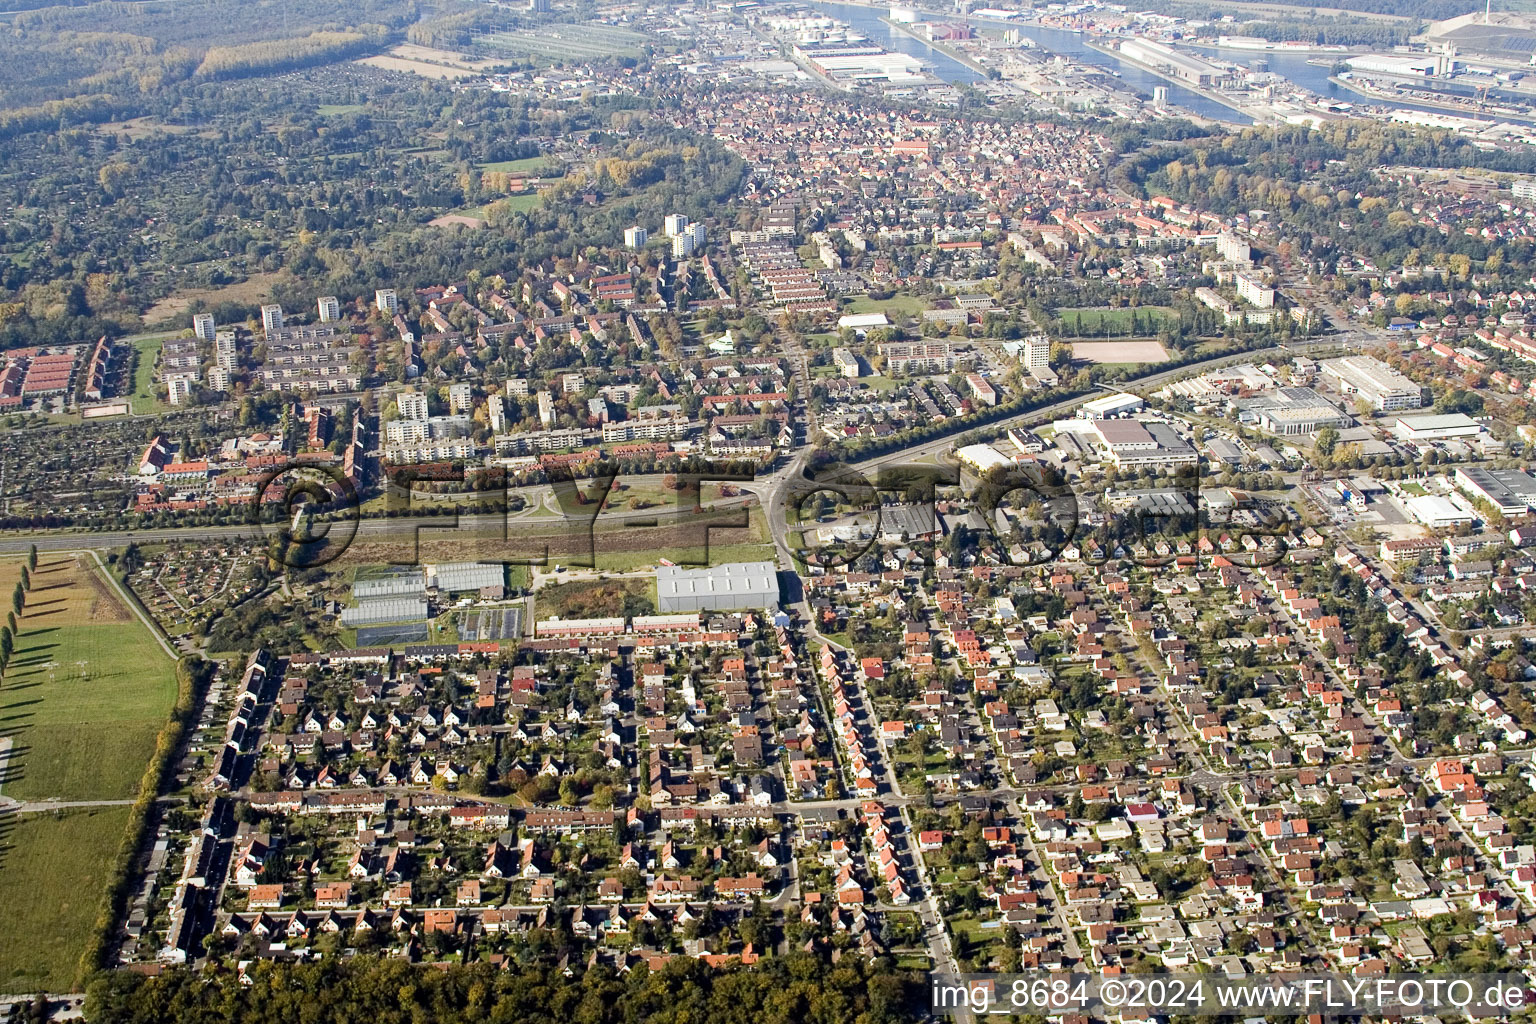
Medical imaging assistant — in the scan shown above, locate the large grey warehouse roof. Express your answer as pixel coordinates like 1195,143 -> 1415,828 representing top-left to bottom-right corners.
656,561 -> 779,605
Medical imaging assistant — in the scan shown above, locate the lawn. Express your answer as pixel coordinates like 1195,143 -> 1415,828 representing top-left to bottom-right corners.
843,293 -> 927,320
0,805 -> 132,993
1056,305 -> 1178,338
317,103 -> 366,116
0,555 -> 178,802
127,333 -> 177,415
479,156 -> 562,176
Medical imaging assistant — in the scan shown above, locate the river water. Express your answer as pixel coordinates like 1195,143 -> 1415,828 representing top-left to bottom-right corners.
808,1 -> 1531,126
809,1 -> 1249,121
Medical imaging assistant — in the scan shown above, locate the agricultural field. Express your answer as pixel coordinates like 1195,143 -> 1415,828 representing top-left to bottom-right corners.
0,805 -> 133,993
475,23 -> 652,62
0,554 -> 178,803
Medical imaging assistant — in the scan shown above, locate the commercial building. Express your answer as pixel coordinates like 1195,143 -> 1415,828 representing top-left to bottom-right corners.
1087,419 -> 1199,468
1455,467 -> 1536,516
1403,494 -> 1476,529
1321,356 -> 1424,412
956,443 -> 1014,473
1394,413 -> 1482,442
656,561 -> 780,613
1081,392 -> 1144,419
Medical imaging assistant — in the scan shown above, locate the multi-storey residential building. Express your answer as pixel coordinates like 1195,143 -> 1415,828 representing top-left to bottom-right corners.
260,304 -> 284,335
397,390 -> 430,422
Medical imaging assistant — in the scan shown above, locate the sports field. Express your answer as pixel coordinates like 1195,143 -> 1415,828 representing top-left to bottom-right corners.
0,555 -> 178,802
1070,341 -> 1171,364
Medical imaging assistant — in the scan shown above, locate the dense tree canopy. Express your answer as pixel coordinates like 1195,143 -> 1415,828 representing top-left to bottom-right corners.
83,953 -> 922,1024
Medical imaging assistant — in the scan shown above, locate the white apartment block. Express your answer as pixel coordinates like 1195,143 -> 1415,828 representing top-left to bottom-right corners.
166,374 -> 196,406
214,331 -> 238,372
317,296 -> 341,323
602,415 -> 692,442
447,382 -> 473,415
397,390 -> 430,422
832,347 -> 861,378
664,213 -> 689,237
1217,233 -> 1251,264
1023,335 -> 1050,374
375,289 -> 398,314
192,313 -> 216,342
488,394 -> 508,433
625,226 -> 648,248
538,390 -> 556,428
1235,272 -> 1274,309
260,304 -> 284,335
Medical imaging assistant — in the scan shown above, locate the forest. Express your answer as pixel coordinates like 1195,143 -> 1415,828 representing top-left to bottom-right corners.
0,0 -> 424,112
0,65 -> 744,349
1115,122 -> 1536,274
80,953 -> 921,1024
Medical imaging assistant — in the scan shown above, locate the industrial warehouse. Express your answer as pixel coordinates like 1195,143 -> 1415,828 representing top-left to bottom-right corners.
656,561 -> 781,613
1116,38 -> 1232,87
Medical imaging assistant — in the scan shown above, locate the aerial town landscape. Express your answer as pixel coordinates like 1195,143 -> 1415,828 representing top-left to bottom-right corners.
11,0 -> 1536,1020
